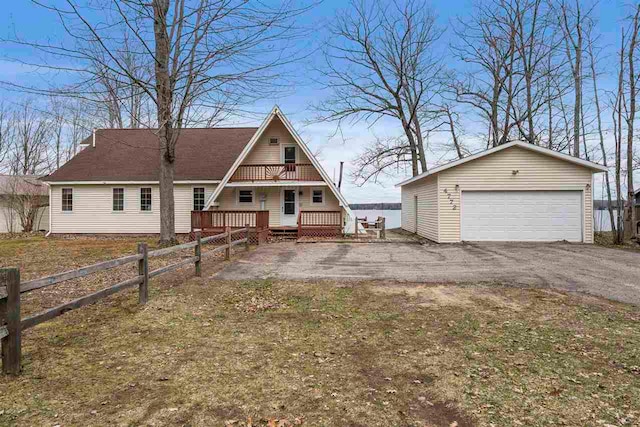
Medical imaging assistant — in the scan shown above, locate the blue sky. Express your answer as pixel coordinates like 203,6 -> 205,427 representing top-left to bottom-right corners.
0,0 -> 633,203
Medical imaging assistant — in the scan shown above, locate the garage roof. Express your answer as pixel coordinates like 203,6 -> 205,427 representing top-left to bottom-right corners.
396,141 -> 608,187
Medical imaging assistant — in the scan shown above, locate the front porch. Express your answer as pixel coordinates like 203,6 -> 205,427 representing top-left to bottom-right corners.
191,209 -> 344,240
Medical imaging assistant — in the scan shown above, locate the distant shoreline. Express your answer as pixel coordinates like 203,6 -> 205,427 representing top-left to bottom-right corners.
350,203 -> 401,210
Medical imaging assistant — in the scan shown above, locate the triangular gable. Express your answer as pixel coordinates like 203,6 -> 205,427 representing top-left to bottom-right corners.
205,106 -> 354,219
396,140 -> 608,187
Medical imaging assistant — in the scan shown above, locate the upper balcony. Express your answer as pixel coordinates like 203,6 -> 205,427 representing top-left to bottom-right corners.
230,163 -> 323,182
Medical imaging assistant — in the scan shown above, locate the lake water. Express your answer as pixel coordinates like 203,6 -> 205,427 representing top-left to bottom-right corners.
354,208 -> 617,232
353,209 -> 402,229
594,209 -> 619,232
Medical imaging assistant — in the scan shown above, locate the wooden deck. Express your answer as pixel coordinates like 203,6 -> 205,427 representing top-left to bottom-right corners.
191,210 -> 344,241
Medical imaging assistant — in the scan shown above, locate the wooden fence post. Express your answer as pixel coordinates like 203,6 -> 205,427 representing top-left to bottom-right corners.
194,231 -> 202,277
137,243 -> 149,305
380,217 -> 386,239
1,268 -> 21,375
225,226 -> 231,260
245,224 -> 250,250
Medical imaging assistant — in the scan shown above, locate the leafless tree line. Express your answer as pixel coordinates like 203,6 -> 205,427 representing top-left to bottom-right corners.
0,0 -> 638,241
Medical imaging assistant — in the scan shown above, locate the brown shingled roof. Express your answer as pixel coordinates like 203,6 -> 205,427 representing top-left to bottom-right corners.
45,127 -> 258,182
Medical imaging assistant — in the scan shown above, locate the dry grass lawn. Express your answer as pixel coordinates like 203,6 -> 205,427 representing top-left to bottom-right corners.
1,236 -> 639,426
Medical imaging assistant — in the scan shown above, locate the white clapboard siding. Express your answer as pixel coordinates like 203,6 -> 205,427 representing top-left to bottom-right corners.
400,174 -> 438,241
242,118 -> 312,165
50,184 -> 217,234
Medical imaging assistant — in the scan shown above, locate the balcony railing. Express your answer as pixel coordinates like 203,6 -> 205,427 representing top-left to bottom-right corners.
230,164 -> 322,182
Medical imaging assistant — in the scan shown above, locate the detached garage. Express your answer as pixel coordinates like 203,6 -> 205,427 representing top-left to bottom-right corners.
397,141 -> 607,243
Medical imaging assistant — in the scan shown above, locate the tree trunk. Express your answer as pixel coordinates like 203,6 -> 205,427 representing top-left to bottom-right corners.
588,40 -> 615,236
628,7 -> 640,238
573,33 -> 582,158
615,27 -> 625,244
445,106 -> 463,159
153,0 -> 177,245
412,117 -> 428,174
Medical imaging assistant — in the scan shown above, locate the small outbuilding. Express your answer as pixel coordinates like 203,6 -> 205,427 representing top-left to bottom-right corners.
397,141 -> 607,243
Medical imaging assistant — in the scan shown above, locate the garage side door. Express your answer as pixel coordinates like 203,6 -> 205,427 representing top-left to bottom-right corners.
461,191 -> 583,242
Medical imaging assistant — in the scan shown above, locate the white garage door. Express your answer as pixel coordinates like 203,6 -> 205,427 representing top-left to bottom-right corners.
461,191 -> 583,242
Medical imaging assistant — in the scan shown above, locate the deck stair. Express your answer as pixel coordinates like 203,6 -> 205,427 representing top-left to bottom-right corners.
270,227 -> 298,240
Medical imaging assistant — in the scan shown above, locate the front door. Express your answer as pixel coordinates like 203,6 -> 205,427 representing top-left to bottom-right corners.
281,187 -> 298,226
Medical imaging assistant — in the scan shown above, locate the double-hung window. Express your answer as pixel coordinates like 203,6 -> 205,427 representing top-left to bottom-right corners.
193,188 -> 205,211
112,188 -> 125,211
311,188 -> 324,205
140,188 -> 152,211
62,188 -> 73,212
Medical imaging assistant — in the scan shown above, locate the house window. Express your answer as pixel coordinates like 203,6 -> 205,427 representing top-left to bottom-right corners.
193,187 -> 205,211
269,137 -> 279,145
238,189 -> 253,204
62,188 -> 73,212
140,188 -> 152,211
112,188 -> 124,211
311,188 -> 324,205
283,146 -> 296,164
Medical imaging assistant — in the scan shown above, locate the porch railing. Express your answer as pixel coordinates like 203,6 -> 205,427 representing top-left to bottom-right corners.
230,164 -> 322,182
191,210 -> 270,243
297,211 -> 343,237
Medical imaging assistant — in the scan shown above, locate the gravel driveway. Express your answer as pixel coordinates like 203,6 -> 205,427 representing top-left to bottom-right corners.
214,241 -> 640,305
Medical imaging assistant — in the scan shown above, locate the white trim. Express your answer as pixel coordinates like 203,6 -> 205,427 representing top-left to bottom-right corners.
225,181 -> 327,187
46,185 -> 52,236
204,107 -> 279,208
459,189 -> 585,243
192,186 -> 206,212
396,141 -> 609,188
456,185 -> 589,191
236,188 -> 255,205
61,187 -> 73,212
310,187 -> 325,206
204,106 -> 354,214
203,106 -> 361,233
139,187 -> 153,212
280,186 -> 299,226
45,180 -> 221,185
281,143 -> 297,163
111,187 -> 125,212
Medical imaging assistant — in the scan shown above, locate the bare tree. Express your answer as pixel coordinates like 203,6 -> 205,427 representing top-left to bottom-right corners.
0,103 -> 11,170
557,0 -> 589,158
586,24 -> 615,237
0,175 -> 48,233
626,5 -> 640,238
9,101 -> 51,176
315,0 -> 444,180
4,0 -> 311,244
441,104 -> 465,159
451,0 -> 564,147
612,26 -> 626,244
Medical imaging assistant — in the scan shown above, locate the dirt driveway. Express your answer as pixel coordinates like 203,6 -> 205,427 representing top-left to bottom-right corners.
214,241 -> 640,305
